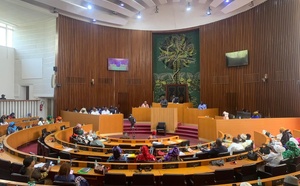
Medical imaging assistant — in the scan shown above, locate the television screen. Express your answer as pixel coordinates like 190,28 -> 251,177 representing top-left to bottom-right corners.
236,111 -> 251,119
108,58 -> 129,71
225,50 -> 248,67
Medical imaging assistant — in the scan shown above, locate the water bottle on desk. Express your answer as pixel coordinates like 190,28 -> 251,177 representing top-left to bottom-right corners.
257,177 -> 262,185
57,156 -> 61,165
94,159 -> 98,167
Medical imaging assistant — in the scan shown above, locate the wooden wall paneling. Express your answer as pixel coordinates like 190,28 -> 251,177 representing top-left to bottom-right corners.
55,0 -> 300,118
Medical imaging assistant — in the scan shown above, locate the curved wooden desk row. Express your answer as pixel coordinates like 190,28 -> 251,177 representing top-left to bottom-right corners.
52,124 -> 188,151
4,124 -> 266,170
0,120 -> 39,136
6,116 -> 39,124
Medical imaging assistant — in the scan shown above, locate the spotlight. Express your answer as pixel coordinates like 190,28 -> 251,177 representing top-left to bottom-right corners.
137,12 -> 141,19
206,7 -> 211,15
87,4 -> 92,9
186,2 -> 191,11
225,0 -> 230,3
120,1 -> 124,7
92,19 -> 96,23
249,1 -> 254,7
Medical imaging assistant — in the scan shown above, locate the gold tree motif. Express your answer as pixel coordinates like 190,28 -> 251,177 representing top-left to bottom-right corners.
158,34 -> 196,83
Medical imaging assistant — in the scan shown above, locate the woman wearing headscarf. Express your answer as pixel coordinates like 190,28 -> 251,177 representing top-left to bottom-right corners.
107,146 -> 128,162
283,141 -> 300,161
135,146 -> 156,162
162,146 -> 181,162
7,122 -> 17,134
259,145 -> 286,166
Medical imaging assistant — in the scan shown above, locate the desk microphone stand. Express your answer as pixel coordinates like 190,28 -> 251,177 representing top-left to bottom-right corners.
131,125 -> 136,139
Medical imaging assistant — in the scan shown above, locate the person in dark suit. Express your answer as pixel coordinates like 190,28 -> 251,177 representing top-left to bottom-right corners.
202,138 -> 228,158
160,96 -> 168,108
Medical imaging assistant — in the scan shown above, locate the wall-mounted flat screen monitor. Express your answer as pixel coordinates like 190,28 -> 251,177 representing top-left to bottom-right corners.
108,58 -> 129,71
236,111 -> 251,119
226,50 -> 249,67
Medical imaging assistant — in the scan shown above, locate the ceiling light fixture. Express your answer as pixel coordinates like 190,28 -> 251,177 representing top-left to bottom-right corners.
137,12 -> 141,19
206,7 -> 211,15
186,2 -> 191,11
92,19 -> 96,23
225,0 -> 230,3
155,6 -> 159,13
249,1 -> 254,7
87,4 -> 92,9
120,1 -> 124,7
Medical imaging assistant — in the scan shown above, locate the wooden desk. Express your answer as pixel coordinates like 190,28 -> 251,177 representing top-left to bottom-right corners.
152,102 -> 193,123
183,108 -> 219,125
198,117 -> 300,142
61,111 -> 123,134
0,120 -> 38,136
151,108 -> 177,132
131,107 -> 151,122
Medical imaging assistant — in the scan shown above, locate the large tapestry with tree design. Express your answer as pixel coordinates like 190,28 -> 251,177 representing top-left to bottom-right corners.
153,30 -> 200,107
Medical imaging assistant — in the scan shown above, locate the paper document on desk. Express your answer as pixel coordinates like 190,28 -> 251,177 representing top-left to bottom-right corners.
34,163 -> 45,168
62,147 -> 73,152
179,152 -> 185,156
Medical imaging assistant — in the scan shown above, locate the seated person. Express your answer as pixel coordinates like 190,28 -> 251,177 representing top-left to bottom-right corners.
251,110 -> 262,118
7,122 -> 17,134
101,107 -> 111,115
56,116 -> 63,123
242,133 -> 253,148
148,131 -> 157,139
90,107 -> 100,115
73,123 -> 85,136
8,112 -> 16,119
54,162 -> 89,185
37,117 -> 44,126
135,146 -> 156,162
141,101 -> 150,108
283,175 -> 299,186
54,162 -> 75,183
107,146 -> 128,162
227,137 -> 245,155
202,138 -> 228,158
46,115 -> 54,124
79,108 -> 88,114
161,146 -> 181,162
281,128 -> 293,146
283,141 -> 300,161
257,145 -> 285,166
160,96 -> 168,108
171,95 -> 179,103
89,136 -> 105,148
20,156 -> 52,184
198,101 -> 207,110
120,132 -> 130,139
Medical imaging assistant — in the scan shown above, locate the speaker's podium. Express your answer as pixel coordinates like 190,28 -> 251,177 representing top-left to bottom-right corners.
151,107 -> 178,133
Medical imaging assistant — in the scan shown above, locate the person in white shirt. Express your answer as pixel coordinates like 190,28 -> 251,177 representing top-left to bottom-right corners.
259,145 -> 285,166
37,117 -> 44,126
141,101 -> 150,108
90,107 -> 100,115
227,137 -> 245,155
241,134 -> 253,148
101,107 -> 111,115
79,107 -> 88,114
198,102 -> 207,110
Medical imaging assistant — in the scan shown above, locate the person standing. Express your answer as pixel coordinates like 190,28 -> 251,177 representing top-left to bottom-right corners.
160,96 -> 168,108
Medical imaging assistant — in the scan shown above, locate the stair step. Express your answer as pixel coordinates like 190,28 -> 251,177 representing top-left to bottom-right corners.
175,129 -> 198,134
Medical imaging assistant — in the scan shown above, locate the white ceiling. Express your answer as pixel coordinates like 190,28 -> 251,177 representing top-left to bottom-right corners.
1,0 -> 267,30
